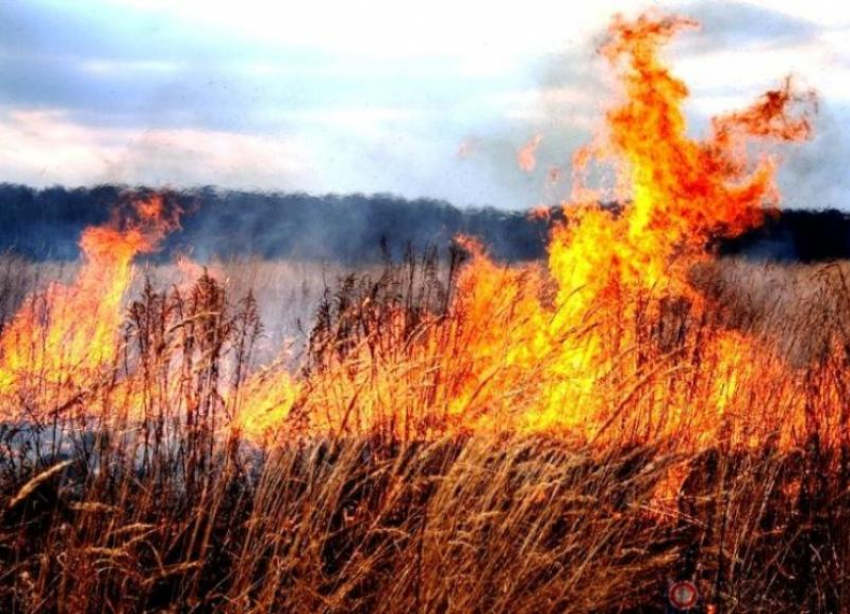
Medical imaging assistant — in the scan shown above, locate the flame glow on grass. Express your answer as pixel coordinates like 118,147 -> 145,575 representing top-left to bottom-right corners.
0,196 -> 179,407
235,12 -> 817,446
0,12 -> 824,455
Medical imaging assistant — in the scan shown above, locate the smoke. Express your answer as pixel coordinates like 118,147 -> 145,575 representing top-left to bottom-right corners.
777,102 -> 850,211
672,1 -> 819,53
1,184 -> 849,264
0,185 -> 552,263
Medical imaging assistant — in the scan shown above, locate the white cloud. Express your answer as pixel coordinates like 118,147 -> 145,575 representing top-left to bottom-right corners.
745,0 -> 850,27
97,0 -> 648,57
79,59 -> 184,75
0,108 -> 314,189
280,106 -> 427,137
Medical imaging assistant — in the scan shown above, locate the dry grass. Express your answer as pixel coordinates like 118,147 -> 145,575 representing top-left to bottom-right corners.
0,254 -> 849,613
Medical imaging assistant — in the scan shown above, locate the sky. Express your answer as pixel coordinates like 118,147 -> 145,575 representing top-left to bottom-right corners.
1,0 -> 850,209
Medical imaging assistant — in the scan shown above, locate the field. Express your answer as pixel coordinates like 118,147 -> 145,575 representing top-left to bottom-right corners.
1,12 -> 845,614
0,254 -> 849,613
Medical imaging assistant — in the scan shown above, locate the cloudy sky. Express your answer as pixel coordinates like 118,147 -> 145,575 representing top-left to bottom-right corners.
2,0 -> 849,209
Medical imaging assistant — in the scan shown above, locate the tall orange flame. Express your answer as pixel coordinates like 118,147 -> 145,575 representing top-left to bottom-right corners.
0,12 -> 822,456
562,14 -> 813,304
518,134 -> 543,172
235,11 -> 817,444
0,195 -> 179,409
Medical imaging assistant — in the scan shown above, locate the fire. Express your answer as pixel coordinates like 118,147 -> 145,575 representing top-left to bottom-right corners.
249,11 -> 816,445
560,14 -> 812,304
517,134 -> 543,172
0,12 -> 824,458
0,195 -> 179,411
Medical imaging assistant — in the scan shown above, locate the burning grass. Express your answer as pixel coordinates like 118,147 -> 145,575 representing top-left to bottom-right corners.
0,9 -> 848,612
1,255 -> 849,613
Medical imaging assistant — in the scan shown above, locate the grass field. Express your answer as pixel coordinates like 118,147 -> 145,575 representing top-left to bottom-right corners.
0,254 -> 849,613
0,11 -> 840,613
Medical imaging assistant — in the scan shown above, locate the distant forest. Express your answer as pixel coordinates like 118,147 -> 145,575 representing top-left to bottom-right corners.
0,184 -> 848,263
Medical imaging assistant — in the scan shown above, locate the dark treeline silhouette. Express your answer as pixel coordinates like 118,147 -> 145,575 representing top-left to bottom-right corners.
0,184 -> 551,263
0,183 -> 847,263
720,209 -> 850,262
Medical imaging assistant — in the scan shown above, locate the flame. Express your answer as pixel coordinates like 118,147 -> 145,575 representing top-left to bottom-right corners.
560,14 -> 811,304
0,12 -> 824,464
245,11 -> 816,445
0,195 -> 178,410
529,205 -> 552,221
517,134 -> 543,172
